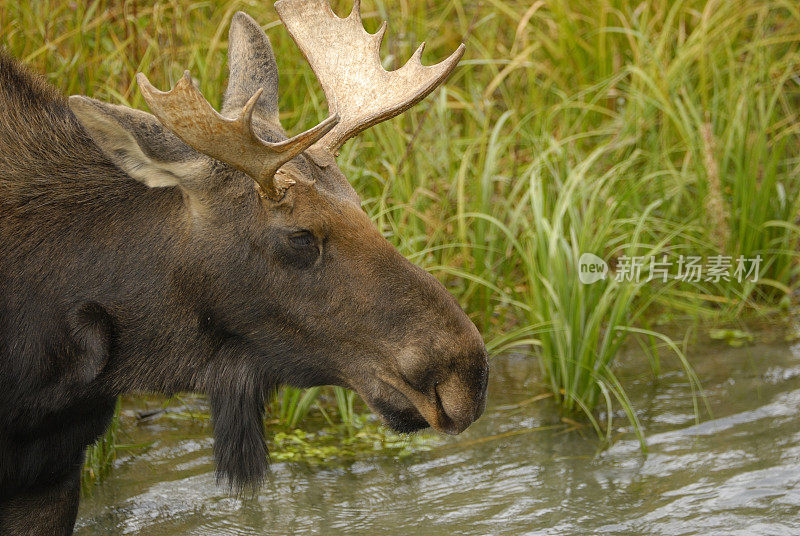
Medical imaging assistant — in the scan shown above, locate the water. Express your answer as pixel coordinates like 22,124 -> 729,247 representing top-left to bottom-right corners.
75,335 -> 800,535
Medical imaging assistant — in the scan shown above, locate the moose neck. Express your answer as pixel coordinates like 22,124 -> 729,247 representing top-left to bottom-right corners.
0,74 -> 244,398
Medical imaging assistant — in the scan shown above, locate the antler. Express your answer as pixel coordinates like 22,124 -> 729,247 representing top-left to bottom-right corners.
136,71 -> 339,200
275,0 -> 465,154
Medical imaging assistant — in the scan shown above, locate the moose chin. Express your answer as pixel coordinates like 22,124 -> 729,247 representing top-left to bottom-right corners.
0,0 -> 488,534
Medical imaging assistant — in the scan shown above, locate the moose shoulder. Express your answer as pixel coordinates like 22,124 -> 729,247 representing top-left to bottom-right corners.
0,1 -> 488,534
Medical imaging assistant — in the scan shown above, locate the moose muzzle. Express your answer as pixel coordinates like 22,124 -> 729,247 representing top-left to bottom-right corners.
377,344 -> 489,435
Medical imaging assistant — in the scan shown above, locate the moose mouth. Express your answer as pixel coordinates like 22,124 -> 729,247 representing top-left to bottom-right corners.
369,394 -> 431,434
356,374 -> 476,436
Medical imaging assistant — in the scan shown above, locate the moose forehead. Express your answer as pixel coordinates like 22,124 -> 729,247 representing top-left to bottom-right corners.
273,178 -> 375,242
273,160 -> 366,233
248,118 -> 367,228
270,146 -> 361,208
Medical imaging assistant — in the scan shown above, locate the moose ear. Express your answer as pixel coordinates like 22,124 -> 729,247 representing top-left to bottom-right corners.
222,11 -> 280,123
69,95 -> 208,188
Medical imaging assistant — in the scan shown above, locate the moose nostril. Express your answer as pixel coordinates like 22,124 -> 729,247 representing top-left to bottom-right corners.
435,367 -> 487,434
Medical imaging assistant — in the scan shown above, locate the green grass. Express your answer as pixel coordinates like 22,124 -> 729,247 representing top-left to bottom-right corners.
507,138 -> 707,449
271,386 -> 357,428
3,0 -> 800,466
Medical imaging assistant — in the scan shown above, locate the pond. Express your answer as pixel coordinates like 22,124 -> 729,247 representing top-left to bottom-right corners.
75,332 -> 800,535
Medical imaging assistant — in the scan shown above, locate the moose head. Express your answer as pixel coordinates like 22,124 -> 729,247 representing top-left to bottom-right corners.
67,0 -> 488,488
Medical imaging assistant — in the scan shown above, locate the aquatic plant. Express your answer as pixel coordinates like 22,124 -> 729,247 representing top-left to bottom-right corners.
271,386 -> 357,429
508,139 -> 706,448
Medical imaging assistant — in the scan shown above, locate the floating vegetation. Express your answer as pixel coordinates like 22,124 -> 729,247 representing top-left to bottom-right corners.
268,418 -> 439,464
88,393 -> 440,472
709,329 -> 755,347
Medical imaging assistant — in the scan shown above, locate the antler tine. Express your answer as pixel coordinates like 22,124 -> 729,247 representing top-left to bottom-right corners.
275,0 -> 465,155
348,0 -> 361,24
136,71 -> 339,200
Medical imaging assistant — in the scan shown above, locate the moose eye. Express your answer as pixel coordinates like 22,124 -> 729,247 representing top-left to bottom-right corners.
279,230 -> 320,270
289,230 -> 315,249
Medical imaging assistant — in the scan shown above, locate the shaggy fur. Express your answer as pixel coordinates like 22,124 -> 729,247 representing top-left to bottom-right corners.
0,11 -> 488,536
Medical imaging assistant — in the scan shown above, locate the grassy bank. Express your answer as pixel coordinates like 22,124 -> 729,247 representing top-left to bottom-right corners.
3,0 -> 799,463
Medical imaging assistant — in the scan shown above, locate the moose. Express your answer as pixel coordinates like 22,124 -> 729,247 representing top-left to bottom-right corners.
0,0 -> 488,534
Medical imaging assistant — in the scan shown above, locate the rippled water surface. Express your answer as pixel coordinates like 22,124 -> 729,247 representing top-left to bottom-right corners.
76,336 -> 800,535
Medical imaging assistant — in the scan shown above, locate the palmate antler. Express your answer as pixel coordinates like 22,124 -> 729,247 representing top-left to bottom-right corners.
135,1 -> 463,199
275,0 -> 466,154
136,71 -> 339,200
